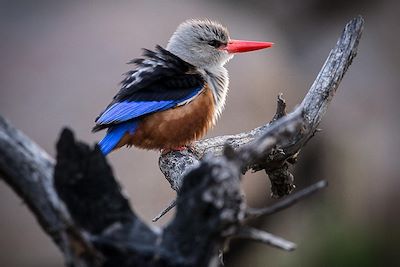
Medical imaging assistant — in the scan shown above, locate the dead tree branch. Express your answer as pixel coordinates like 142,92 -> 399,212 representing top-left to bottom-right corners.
157,15 -> 364,219
0,117 -> 99,267
0,16 -> 363,267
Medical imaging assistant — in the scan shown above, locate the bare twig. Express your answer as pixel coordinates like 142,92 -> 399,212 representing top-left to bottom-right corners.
246,180 -> 328,219
234,227 -> 297,251
152,199 -> 176,222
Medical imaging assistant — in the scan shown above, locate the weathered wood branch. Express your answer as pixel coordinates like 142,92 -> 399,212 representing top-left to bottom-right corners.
157,16 -> 364,219
0,16 -> 363,267
0,117 -> 99,267
160,15 -> 364,187
0,120 -> 323,266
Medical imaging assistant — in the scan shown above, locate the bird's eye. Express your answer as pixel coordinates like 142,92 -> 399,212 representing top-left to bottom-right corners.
208,40 -> 222,48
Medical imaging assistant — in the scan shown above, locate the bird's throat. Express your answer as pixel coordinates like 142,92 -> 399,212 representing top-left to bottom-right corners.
203,66 -> 229,122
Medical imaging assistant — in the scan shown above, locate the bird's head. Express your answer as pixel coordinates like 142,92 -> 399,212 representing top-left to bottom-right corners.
166,19 -> 273,69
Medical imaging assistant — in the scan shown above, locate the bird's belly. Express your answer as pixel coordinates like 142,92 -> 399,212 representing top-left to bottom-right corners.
124,87 -> 215,150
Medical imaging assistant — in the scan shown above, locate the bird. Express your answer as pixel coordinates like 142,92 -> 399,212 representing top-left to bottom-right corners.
93,19 -> 273,155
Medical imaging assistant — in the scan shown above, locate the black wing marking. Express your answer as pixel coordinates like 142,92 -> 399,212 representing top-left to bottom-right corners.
116,45 -> 204,101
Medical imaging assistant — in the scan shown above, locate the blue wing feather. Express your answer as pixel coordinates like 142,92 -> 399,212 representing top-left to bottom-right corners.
98,121 -> 138,155
96,85 -> 202,125
97,100 -> 176,124
97,85 -> 203,155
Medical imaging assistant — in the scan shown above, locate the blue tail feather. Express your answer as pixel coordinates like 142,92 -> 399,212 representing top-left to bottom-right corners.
98,121 -> 138,155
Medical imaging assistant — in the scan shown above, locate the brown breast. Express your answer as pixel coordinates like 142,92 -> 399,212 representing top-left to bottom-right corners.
116,85 -> 215,150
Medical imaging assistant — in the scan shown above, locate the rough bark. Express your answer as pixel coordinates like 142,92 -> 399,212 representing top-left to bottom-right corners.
156,16 -> 364,219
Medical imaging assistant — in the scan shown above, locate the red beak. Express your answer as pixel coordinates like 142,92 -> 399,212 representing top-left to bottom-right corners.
225,39 -> 273,54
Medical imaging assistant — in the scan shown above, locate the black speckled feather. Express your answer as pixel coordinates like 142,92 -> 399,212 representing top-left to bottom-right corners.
116,46 -> 204,101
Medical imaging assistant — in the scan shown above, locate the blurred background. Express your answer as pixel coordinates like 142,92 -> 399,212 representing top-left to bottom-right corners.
0,0 -> 399,266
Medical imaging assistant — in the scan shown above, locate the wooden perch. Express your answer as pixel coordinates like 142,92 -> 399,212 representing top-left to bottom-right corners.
0,16 -> 364,267
156,15 -> 364,220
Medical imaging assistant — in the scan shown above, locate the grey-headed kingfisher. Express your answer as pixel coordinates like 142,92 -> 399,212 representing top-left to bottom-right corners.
93,19 -> 273,154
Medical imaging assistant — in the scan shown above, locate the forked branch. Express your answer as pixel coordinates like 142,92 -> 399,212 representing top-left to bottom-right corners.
156,15 -> 364,220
